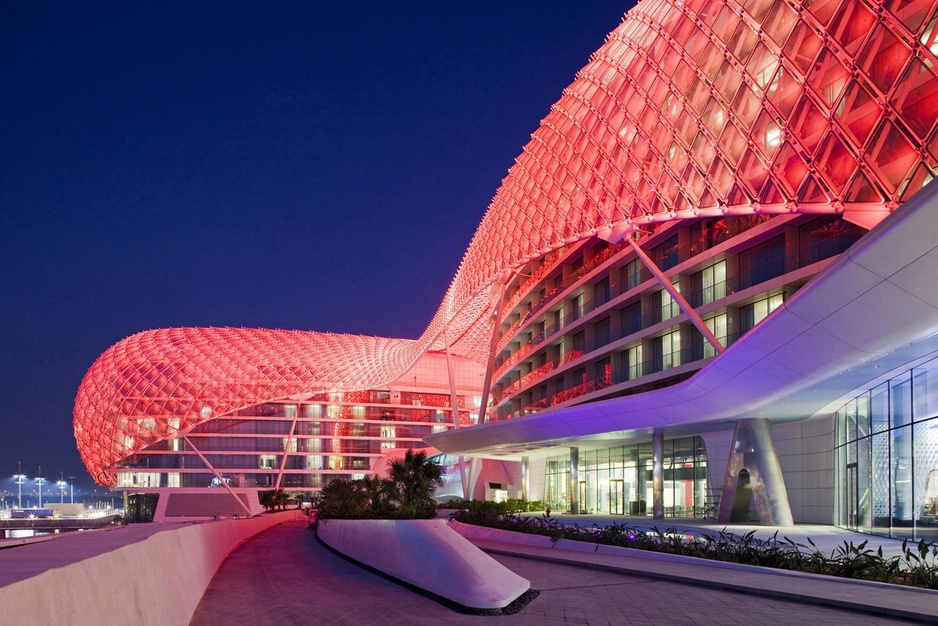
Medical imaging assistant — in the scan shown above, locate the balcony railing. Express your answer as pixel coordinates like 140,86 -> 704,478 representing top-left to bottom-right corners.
496,242 -> 628,354
550,373 -> 612,406
500,249 -> 565,321
493,350 -> 583,405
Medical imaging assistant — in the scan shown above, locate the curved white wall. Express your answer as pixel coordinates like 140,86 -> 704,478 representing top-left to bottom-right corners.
0,511 -> 302,626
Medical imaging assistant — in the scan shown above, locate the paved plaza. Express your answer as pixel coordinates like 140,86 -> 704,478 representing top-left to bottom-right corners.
190,520 -> 926,625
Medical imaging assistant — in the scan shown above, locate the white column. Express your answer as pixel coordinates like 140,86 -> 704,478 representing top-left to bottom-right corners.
521,456 -> 529,502
653,432 -> 664,519
569,447 -> 579,515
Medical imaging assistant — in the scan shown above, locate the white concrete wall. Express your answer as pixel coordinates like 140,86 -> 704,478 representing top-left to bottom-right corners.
501,458 -> 525,499
773,415 -> 835,524
0,510 -> 301,626
527,457 -> 548,503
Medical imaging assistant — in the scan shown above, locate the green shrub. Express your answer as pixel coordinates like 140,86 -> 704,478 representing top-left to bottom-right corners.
438,498 -> 546,514
437,499 -> 471,510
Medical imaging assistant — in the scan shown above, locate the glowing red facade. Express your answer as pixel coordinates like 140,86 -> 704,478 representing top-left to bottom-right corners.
75,0 -> 938,485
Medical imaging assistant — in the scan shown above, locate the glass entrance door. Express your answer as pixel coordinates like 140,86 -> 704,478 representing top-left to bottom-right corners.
610,479 -> 625,515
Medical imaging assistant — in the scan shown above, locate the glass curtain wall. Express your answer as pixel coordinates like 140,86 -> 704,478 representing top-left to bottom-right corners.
545,436 -> 707,517
834,356 -> 938,540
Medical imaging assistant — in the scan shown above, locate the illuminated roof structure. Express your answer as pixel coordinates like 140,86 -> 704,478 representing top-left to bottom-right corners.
75,0 -> 938,484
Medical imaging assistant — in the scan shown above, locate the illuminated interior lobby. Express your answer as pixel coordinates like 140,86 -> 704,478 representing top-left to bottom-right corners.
75,0 -> 938,537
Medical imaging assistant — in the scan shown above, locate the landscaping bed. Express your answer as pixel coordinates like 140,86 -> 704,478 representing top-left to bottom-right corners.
451,509 -> 938,590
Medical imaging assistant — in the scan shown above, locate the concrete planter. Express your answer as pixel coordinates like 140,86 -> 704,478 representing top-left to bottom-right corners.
317,518 -> 529,610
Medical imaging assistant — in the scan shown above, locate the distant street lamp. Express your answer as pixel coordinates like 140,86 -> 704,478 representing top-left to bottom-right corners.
13,473 -> 26,508
57,480 -> 67,504
68,476 -> 75,504
36,466 -> 44,508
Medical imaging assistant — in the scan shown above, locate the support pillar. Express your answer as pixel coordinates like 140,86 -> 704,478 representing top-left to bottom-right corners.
625,235 -> 724,354
274,409 -> 300,490
477,281 -> 506,425
569,447 -> 579,515
467,457 -> 483,500
521,456 -> 529,502
652,432 -> 664,519
184,436 -> 253,517
717,418 -> 794,526
443,328 -> 472,498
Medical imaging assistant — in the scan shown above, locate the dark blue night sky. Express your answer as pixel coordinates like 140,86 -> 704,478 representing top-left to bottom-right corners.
0,2 -> 632,492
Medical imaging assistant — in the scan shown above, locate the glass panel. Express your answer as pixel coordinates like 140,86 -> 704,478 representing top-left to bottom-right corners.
835,79 -> 882,146
858,436 -> 872,534
872,431 -> 891,536
637,443 -> 653,516
835,444 -> 846,527
869,119 -> 918,194
913,359 -> 938,421
846,399 -> 858,443
892,425 -> 914,538
871,383 -> 889,433
914,418 -> 938,540
695,437 -> 708,518
857,393 -> 871,438
891,374 -> 913,429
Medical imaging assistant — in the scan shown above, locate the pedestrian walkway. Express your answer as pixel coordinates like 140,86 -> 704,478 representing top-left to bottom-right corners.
190,519 -> 928,625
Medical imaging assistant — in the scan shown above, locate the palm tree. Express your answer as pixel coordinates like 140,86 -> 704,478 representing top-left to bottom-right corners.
260,488 -> 289,512
318,478 -> 370,519
259,489 -> 276,512
359,474 -> 392,518
385,450 -> 444,519
273,488 -> 290,510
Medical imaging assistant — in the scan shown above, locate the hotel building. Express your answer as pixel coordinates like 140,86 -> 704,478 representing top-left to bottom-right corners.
75,0 -> 938,537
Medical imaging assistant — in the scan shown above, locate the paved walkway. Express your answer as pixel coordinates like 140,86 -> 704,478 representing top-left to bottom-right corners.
190,520 -> 927,625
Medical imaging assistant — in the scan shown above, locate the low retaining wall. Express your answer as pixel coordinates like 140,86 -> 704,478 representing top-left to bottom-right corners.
0,510 -> 302,626
317,518 -> 529,609
449,519 -> 556,547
